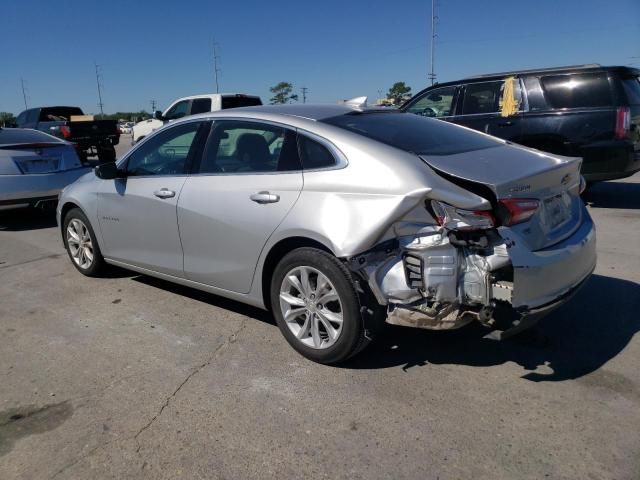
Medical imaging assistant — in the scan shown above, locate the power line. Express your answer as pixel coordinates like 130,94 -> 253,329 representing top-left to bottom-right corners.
95,63 -> 104,116
301,86 -> 309,103
20,78 -> 29,110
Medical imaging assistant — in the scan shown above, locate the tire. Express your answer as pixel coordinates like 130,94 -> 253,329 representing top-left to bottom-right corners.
270,247 -> 369,364
63,208 -> 105,277
97,145 -> 116,164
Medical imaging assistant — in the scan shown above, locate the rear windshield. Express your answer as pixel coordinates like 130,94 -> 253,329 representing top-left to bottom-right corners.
0,128 -> 60,145
621,76 -> 640,105
221,96 -> 263,109
39,107 -> 84,121
541,73 -> 613,109
322,112 -> 501,155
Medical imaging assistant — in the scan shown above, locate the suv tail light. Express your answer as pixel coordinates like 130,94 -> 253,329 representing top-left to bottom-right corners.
498,198 -> 540,226
59,125 -> 72,139
615,106 -> 631,139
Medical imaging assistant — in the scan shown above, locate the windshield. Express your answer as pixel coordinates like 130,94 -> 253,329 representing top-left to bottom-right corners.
322,111 -> 501,155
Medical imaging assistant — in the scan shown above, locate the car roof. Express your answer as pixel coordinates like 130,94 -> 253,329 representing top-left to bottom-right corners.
413,64 -> 640,90
173,93 -> 261,102
193,103 -> 392,121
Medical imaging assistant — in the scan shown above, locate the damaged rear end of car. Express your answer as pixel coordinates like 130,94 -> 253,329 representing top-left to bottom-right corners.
323,111 -> 597,339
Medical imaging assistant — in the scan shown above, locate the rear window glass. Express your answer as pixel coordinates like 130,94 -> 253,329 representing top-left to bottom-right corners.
621,77 -> 640,105
322,112 -> 500,155
221,96 -> 263,109
298,135 -> 336,169
541,73 -> 613,109
190,98 -> 212,114
0,128 -> 60,145
39,107 -> 84,121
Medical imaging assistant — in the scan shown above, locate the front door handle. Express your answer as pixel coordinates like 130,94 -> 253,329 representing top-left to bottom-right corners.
250,191 -> 280,204
153,188 -> 176,199
497,121 -> 514,127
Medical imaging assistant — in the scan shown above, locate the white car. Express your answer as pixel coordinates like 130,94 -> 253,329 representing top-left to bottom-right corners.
132,93 -> 262,143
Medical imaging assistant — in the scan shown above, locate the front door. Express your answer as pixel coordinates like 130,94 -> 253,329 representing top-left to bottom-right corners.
97,120 -> 208,276
178,120 -> 304,293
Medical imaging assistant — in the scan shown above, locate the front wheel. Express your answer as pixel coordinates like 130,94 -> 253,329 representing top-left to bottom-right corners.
270,247 -> 369,364
63,208 -> 105,277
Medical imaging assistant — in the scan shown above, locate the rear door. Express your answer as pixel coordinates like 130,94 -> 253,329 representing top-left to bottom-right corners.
455,79 -> 524,142
178,119 -> 303,293
98,120 -> 209,276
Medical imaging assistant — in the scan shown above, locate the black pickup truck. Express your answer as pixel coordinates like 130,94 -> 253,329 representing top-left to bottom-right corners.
15,106 -> 120,163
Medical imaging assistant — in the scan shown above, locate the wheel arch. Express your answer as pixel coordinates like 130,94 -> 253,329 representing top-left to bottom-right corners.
260,236 -> 334,312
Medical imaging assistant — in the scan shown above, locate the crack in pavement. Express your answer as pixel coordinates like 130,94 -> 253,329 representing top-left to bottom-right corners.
133,318 -> 248,454
49,441 -> 110,479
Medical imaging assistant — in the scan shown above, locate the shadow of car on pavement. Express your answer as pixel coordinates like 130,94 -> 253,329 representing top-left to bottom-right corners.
344,274 -> 640,381
583,178 -> 640,209
0,208 -> 58,232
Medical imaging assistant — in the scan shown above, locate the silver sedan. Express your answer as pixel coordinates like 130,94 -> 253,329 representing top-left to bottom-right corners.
57,104 -> 596,364
1,128 -> 89,210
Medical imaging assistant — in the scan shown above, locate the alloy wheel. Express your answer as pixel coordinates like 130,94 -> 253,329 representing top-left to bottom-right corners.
66,219 -> 94,269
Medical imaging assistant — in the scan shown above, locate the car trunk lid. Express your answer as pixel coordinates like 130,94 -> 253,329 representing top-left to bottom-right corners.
419,144 -> 584,250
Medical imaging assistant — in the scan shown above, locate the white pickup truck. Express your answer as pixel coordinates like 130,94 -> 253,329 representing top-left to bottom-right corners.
132,93 -> 262,143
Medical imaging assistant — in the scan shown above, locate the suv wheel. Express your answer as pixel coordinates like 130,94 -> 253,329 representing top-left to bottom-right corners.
270,247 -> 368,364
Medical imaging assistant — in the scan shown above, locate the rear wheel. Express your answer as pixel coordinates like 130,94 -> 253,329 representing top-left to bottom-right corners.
63,208 -> 105,277
270,247 -> 368,364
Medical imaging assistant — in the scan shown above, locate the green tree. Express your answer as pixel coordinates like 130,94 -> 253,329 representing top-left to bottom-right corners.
269,82 -> 299,104
0,112 -> 16,127
386,82 -> 412,105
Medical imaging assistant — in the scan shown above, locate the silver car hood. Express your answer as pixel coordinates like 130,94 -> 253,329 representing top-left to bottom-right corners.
419,144 -> 582,199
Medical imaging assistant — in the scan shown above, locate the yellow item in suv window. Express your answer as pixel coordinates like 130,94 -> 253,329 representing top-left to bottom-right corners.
500,76 -> 520,117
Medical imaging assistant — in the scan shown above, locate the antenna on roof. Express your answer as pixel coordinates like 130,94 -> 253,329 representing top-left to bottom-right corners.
344,96 -> 368,109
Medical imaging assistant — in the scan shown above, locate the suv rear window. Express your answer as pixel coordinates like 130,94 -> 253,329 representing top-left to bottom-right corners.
221,96 -> 263,109
621,76 -> 640,105
541,72 -> 613,109
322,112 -> 500,155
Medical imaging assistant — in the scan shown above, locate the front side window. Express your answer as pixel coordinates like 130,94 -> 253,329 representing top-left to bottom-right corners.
541,72 -> 613,109
190,98 -> 212,115
405,86 -> 457,118
199,120 -> 301,174
461,81 -> 503,115
164,100 -> 190,120
126,121 -> 203,176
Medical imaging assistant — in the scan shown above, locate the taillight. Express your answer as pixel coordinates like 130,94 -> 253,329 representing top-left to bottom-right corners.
59,125 -> 72,139
431,200 -> 495,230
498,198 -> 539,226
615,106 -> 630,139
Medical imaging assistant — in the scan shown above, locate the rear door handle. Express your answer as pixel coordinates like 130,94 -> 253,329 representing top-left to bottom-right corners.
153,188 -> 176,199
250,191 -> 280,204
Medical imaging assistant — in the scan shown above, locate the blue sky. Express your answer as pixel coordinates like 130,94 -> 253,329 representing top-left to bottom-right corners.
2,0 -> 638,115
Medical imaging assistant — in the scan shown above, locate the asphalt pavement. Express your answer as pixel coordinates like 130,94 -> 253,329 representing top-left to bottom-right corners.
1,141 -> 639,479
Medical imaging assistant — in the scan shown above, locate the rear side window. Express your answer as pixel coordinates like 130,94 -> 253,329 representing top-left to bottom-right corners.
461,82 -> 503,114
298,135 -> 336,169
190,98 -> 212,114
621,77 -> 640,105
221,96 -> 263,109
39,107 -> 83,121
322,112 -> 500,155
541,73 -> 612,109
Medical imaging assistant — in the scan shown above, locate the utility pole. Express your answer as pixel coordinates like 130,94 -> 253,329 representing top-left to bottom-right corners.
20,78 -> 28,109
213,41 -> 221,93
428,0 -> 438,85
301,86 -> 308,103
95,63 -> 104,116
150,99 -> 157,113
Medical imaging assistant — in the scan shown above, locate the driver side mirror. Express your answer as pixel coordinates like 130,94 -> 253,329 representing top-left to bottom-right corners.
153,110 -> 164,121
95,161 -> 124,180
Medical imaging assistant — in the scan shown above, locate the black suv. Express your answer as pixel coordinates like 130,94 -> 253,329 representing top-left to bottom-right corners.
402,64 -> 640,182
